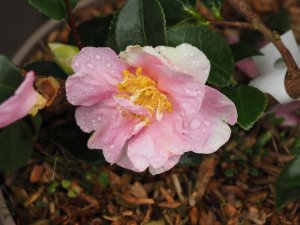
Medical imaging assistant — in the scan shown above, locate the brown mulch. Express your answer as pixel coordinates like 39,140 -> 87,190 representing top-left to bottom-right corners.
2,0 -> 300,224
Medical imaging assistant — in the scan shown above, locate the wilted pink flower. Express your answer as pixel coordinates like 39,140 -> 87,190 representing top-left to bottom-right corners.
66,44 -> 237,174
0,71 -> 39,128
274,101 -> 300,126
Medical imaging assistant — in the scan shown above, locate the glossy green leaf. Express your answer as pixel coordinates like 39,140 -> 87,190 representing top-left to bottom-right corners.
48,43 -> 79,75
107,12 -> 121,52
28,0 -> 78,20
50,124 -> 105,163
0,55 -> 23,103
230,43 -> 263,62
158,0 -> 199,25
201,0 -> 224,19
115,0 -> 167,51
276,156 -> 300,209
222,86 -> 267,130
179,152 -> 203,166
69,15 -> 113,47
23,61 -> 68,79
0,121 -> 34,172
167,25 -> 234,87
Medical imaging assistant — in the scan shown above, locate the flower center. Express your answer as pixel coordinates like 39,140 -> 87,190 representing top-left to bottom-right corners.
117,67 -> 173,121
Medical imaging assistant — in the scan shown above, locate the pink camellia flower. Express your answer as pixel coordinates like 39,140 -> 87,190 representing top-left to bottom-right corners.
0,71 -> 40,128
66,44 -> 237,174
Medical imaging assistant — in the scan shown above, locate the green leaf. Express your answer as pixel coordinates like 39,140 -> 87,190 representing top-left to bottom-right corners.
0,121 -> 34,172
50,123 -> 105,163
276,156 -> 300,209
69,15 -> 113,47
115,0 -> 167,51
290,139 -> 300,156
222,86 -> 267,130
61,179 -> 72,189
201,0 -> 224,19
23,61 -> 68,79
107,12 -> 120,52
48,43 -> 79,75
167,25 -> 234,87
28,0 -> 78,20
97,171 -> 110,187
230,43 -> 263,62
0,55 -> 23,103
269,10 -> 291,34
179,152 -> 203,166
158,0 -> 199,25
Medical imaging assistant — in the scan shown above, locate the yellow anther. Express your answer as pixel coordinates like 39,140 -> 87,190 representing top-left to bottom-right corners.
117,67 -> 173,122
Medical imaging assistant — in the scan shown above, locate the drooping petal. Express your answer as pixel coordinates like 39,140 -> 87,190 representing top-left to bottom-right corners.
0,71 -> 38,128
201,86 -> 237,125
155,44 -> 211,84
66,47 -> 127,106
87,109 -> 145,164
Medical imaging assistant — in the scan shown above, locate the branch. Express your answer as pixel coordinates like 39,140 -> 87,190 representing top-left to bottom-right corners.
63,0 -> 83,49
210,20 -> 254,29
225,0 -> 300,99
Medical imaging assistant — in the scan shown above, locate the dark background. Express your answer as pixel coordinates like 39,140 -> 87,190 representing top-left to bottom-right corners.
0,1 -> 46,58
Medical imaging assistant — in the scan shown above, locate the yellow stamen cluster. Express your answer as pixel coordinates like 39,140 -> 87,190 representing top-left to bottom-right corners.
117,67 -> 173,121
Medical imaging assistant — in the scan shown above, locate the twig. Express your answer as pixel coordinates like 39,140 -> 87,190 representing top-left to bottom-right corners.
63,0 -> 83,49
210,20 -> 254,29
225,0 -> 300,98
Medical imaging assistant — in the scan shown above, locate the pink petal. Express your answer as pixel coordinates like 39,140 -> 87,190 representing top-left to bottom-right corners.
87,109 -> 145,164
0,71 -> 38,128
155,44 -> 211,84
149,155 -> 181,175
66,72 -> 116,106
274,101 -> 300,126
127,129 -> 170,171
66,47 -> 127,106
236,59 -> 259,78
201,86 -> 237,125
120,44 -> 211,84
125,113 -> 187,172
183,112 -> 232,154
146,65 -> 206,118
113,96 -> 149,117
75,99 -> 117,133
119,45 -> 165,69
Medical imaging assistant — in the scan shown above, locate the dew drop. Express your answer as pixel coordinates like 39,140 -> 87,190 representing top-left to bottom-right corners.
87,63 -> 94,69
190,118 -> 201,129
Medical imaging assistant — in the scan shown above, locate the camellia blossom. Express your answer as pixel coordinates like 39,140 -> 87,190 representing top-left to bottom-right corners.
0,71 -> 45,129
66,44 -> 237,174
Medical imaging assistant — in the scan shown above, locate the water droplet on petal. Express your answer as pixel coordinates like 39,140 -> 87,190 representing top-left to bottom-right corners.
190,118 -> 201,129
